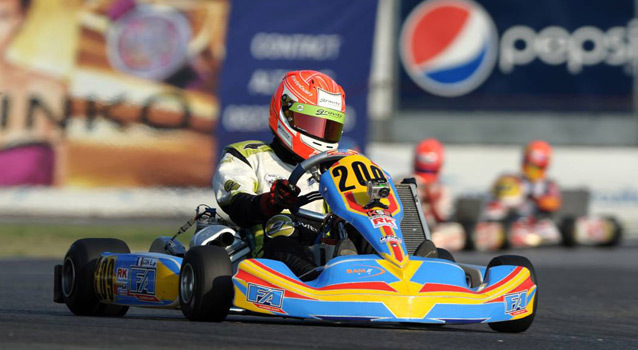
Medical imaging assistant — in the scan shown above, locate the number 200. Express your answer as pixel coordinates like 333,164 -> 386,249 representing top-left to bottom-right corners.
331,161 -> 386,192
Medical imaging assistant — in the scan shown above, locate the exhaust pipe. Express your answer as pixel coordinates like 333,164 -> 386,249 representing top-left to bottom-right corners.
208,231 -> 235,247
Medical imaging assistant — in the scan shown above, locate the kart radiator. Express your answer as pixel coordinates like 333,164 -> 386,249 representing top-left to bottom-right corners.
395,181 -> 431,254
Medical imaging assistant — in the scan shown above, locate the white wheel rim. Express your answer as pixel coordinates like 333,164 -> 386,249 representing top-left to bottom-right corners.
180,263 -> 195,304
62,257 -> 75,298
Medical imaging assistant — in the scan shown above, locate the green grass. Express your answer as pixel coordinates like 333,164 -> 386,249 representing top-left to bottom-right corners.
0,222 -> 193,258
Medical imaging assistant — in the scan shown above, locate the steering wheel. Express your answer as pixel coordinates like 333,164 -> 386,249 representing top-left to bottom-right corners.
287,150 -> 355,222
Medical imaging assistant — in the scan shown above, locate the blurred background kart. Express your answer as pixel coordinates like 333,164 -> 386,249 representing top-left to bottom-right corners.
454,187 -> 622,251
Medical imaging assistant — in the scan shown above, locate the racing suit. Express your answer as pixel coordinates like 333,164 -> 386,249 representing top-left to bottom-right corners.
484,173 -> 562,221
212,139 -> 324,276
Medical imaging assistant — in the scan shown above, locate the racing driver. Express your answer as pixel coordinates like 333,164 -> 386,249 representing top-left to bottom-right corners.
413,139 -> 466,251
213,70 -> 351,278
484,140 -> 562,220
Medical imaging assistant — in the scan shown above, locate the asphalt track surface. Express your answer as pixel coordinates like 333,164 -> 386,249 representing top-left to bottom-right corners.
1,244 -> 637,350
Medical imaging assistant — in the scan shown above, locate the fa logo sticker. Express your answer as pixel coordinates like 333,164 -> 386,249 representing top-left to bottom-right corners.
504,291 -> 528,315
247,283 -> 284,308
129,268 -> 156,295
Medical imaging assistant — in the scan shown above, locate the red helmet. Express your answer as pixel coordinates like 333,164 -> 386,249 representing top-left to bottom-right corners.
522,140 -> 552,181
269,70 -> 346,160
414,138 -> 444,183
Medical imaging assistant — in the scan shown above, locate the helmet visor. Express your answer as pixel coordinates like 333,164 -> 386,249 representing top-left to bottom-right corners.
286,103 -> 345,143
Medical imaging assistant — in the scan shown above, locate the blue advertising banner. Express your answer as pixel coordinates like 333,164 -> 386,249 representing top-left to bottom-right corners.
398,0 -> 636,112
217,0 -> 378,155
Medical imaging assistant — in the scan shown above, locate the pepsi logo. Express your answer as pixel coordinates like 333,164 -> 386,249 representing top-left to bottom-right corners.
400,0 -> 498,97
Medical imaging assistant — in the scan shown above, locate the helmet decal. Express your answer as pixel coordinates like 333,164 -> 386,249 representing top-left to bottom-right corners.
316,88 -> 343,110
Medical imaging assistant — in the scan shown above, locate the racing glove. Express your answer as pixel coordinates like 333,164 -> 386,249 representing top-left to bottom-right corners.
536,195 -> 561,212
258,179 -> 301,217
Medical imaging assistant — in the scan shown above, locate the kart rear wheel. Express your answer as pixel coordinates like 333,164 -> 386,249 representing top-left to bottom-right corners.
560,216 -> 623,247
62,238 -> 130,316
559,216 -> 577,247
179,245 -> 233,321
459,220 -> 476,251
601,216 -> 622,247
486,255 -> 537,333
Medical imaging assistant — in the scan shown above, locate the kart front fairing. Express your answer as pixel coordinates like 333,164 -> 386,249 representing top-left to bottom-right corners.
232,154 -> 537,324
233,255 -> 536,323
319,155 -> 409,267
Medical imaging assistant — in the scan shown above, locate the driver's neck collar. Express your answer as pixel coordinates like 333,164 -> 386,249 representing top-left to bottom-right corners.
270,138 -> 303,166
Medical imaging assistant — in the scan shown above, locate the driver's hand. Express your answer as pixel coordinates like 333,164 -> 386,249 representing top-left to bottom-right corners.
259,180 -> 301,217
271,179 -> 301,208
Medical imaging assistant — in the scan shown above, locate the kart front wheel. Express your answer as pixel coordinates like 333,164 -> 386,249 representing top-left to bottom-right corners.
62,238 -> 130,316
436,248 -> 455,262
179,245 -> 233,321
486,255 -> 537,333
414,240 -> 437,258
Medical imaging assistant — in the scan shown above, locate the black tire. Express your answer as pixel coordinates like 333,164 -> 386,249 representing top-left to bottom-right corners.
436,248 -> 455,262
459,220 -> 476,251
62,238 -> 130,316
179,246 -> 233,321
601,216 -> 623,247
559,216 -> 577,247
486,255 -> 538,333
500,220 -> 513,250
414,240 -> 437,258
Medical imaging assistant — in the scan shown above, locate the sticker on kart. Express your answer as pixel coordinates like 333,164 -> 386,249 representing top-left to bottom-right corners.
327,156 -> 400,216
247,283 -> 286,313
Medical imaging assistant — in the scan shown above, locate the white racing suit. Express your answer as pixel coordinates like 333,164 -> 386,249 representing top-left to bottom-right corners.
212,139 -> 325,275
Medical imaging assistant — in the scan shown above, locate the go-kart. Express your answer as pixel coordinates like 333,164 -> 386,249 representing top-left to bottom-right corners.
470,177 -> 622,251
473,214 -> 622,251
54,151 -> 537,332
